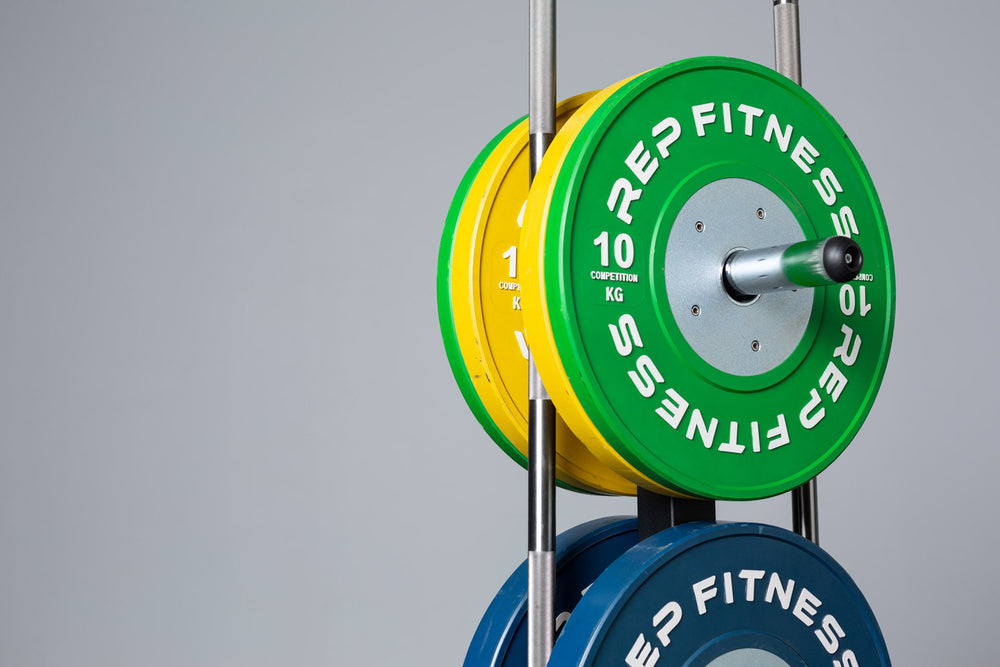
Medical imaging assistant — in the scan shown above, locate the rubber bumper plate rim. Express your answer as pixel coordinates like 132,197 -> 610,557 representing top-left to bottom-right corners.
464,516 -> 639,666
547,521 -> 891,666
439,85 -> 639,495
520,56 -> 895,500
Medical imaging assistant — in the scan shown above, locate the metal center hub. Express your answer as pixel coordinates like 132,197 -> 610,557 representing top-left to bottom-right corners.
663,178 -> 812,377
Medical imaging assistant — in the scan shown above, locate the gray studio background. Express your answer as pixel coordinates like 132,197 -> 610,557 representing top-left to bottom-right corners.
0,2 -> 994,665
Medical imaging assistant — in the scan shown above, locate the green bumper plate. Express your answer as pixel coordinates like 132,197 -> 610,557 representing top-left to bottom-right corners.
533,57 -> 894,499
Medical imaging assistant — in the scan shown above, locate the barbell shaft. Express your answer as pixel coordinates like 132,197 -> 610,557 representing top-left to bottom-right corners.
724,236 -> 863,298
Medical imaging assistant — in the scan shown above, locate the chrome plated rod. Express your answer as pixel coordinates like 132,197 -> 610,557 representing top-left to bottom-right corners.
527,391 -> 555,666
528,0 -> 557,664
774,0 -> 819,547
773,0 -> 802,84
529,0 -> 556,158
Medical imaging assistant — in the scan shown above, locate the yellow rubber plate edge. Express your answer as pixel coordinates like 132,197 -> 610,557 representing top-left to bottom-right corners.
450,91 -> 636,495
520,75 -> 690,497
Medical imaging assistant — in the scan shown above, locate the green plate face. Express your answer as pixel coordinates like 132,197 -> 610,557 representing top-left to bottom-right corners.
542,57 -> 895,499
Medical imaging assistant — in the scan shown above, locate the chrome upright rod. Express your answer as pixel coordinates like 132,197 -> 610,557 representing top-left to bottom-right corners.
528,0 -> 557,664
529,0 -> 556,169
773,0 -> 802,85
774,0 -> 819,547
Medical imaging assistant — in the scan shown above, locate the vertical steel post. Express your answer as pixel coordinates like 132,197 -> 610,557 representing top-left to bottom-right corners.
773,0 -> 802,86
773,0 -> 819,547
528,1 -> 557,665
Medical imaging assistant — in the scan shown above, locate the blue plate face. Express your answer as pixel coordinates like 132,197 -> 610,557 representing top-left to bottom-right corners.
548,522 -> 890,667
464,516 -> 639,667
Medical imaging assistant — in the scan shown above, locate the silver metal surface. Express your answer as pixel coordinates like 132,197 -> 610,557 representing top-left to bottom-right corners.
528,1 -> 557,664
528,0 -> 555,139
724,238 -> 830,296
528,397 -> 555,552
663,178 -> 812,377
724,244 -> 794,296
528,354 -> 550,401
530,133 -> 554,180
773,0 -> 819,547
527,550 -> 556,667
527,400 -> 555,667
773,0 -> 801,83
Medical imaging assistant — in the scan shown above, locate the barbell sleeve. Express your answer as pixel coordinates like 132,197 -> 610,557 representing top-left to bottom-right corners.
723,236 -> 863,298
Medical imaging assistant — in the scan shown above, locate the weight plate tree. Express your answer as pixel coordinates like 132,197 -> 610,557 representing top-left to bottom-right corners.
439,86 -> 637,495
547,522 -> 890,666
465,517 -> 638,666
520,56 -> 895,500
446,2 -> 895,664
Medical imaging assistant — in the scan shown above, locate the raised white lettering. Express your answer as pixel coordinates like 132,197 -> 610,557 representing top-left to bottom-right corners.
608,178 -> 641,224
833,325 -> 861,366
692,102 -> 716,136
693,576 -> 718,615
764,114 -> 793,152
719,422 -> 746,454
831,206 -> 859,238
791,135 -> 819,173
765,573 -> 795,610
819,361 -> 848,402
652,117 -> 681,157
656,389 -> 689,429
738,104 -> 764,136
815,614 -> 845,654
800,388 -> 825,429
653,601 -> 683,647
625,634 -> 659,667
626,141 -> 658,185
813,167 -> 842,206
686,409 -> 719,448
767,414 -> 790,450
739,569 -> 766,602
630,355 -> 664,398
610,314 -> 643,356
792,587 -> 822,627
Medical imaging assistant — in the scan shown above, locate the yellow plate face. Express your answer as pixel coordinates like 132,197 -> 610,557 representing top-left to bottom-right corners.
519,78 -> 688,497
450,91 -> 636,496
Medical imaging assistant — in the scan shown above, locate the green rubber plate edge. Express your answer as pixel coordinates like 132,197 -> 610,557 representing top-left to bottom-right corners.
543,56 -> 896,500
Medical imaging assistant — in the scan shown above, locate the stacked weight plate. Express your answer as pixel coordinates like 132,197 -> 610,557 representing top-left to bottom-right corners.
467,519 -> 890,666
521,57 -> 893,500
438,84 -> 638,495
441,57 -> 894,501
440,56 -> 894,664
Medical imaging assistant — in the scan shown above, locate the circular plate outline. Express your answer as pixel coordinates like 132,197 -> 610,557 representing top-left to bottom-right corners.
523,57 -> 895,499
464,516 -> 638,666
656,169 -> 821,389
441,89 -> 637,495
438,116 -> 526,475
451,91 -> 632,494
547,521 -> 891,667
521,74 -> 683,497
